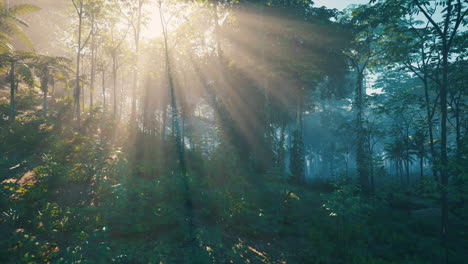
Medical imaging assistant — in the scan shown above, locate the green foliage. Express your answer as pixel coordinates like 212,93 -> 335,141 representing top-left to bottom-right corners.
1,96 -> 467,264
0,1 -> 40,52
0,0 -> 467,263
322,178 -> 372,220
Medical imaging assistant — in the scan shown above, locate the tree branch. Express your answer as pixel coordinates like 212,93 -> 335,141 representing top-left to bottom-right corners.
80,29 -> 93,51
71,0 -> 79,15
448,0 -> 468,48
414,0 -> 444,38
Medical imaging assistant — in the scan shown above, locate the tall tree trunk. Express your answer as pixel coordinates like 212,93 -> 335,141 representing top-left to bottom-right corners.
161,104 -> 167,141
345,155 -> 349,178
290,95 -> 305,181
356,69 -> 369,191
412,2 -> 465,261
81,59 -> 85,110
423,77 -> 438,181
399,159 -> 404,185
260,3 -> 273,171
102,71 -> 106,110
130,0 -> 143,128
112,54 -> 117,116
160,7 -> 183,171
43,80 -> 48,117
213,2 -> 223,61
51,78 -> 55,100
74,8 -> 83,126
90,15 -> 96,113
440,40 -> 449,264
420,155 -> 424,180
454,98 -> 461,161
9,61 -> 15,122
394,160 -> 398,182
368,141 -> 375,192
406,127 -> 410,185
158,5 -> 192,262
278,121 -> 286,170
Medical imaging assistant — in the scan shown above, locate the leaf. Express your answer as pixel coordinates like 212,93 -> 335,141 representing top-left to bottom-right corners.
9,4 -> 41,16
17,63 -> 35,87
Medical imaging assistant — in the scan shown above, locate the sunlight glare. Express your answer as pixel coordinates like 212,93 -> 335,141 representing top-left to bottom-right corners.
141,7 -> 163,39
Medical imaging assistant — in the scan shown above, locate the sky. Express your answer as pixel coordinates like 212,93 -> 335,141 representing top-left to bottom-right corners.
314,0 -> 369,10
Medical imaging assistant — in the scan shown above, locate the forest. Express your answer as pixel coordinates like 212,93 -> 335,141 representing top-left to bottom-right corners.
0,0 -> 467,263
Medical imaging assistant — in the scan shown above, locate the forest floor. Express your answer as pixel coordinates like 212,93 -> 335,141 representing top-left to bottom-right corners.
1,92 -> 467,264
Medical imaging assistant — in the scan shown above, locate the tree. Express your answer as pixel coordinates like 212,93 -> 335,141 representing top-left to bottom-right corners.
340,5 -> 381,192
71,0 -> 90,125
32,55 -> 72,117
87,0 -> 105,113
102,1 -> 130,118
0,52 -> 35,121
155,1 -> 194,261
373,1 -> 467,260
120,0 -> 148,128
374,2 -> 440,181
0,0 -> 40,52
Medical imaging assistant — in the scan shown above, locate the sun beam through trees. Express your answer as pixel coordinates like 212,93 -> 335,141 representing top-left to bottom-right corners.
0,0 -> 467,263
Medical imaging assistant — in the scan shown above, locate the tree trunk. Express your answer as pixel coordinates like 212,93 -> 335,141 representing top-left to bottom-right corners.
423,78 -> 438,181
420,156 -> 424,180
130,1 -> 143,128
158,5 -> 193,262
90,16 -> 95,113
160,9 -> 183,172
9,61 -> 15,122
74,9 -> 83,126
355,69 -> 369,191
394,160 -> 398,182
51,78 -> 55,100
399,159 -> 403,185
440,41 -> 449,264
102,71 -> 106,110
278,121 -> 286,170
345,155 -> 349,178
43,85 -> 48,117
130,55 -> 138,124
161,104 -> 167,141
112,54 -> 117,116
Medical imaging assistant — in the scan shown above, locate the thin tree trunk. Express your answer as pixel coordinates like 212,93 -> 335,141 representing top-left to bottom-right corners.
420,156 -> 424,180
423,78 -> 438,181
158,5 -> 192,262
74,7 -> 83,125
9,61 -> 15,122
399,159 -> 403,185
51,78 -> 55,100
112,55 -> 117,116
90,15 -> 95,113
278,121 -> 286,170
413,3 -> 462,261
161,104 -> 167,141
160,6 -> 183,169
406,127 -> 410,185
356,69 -> 369,190
130,1 -> 143,127
345,155 -> 349,178
440,40 -> 449,264
43,85 -> 48,117
102,71 -> 106,110
394,160 -> 398,182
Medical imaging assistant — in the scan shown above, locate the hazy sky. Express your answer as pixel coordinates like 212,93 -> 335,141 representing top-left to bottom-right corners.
314,0 -> 369,10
